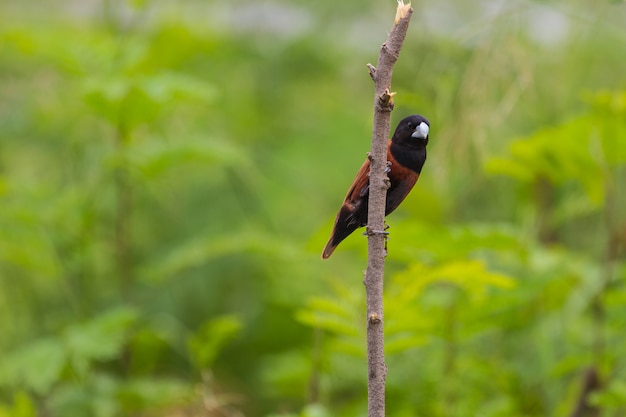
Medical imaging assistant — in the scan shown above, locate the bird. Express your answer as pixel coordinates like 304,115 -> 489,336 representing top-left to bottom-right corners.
322,114 -> 430,259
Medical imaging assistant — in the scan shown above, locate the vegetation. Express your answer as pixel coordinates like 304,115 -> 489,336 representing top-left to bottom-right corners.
0,1 -> 624,416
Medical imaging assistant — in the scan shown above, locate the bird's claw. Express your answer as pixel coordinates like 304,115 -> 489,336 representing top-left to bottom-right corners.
364,225 -> 391,257
364,227 -> 390,236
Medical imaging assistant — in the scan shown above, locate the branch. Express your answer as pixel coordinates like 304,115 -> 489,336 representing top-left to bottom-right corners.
569,367 -> 601,417
364,2 -> 413,417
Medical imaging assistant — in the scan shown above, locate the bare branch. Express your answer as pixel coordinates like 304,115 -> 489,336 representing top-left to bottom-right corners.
364,2 -> 414,417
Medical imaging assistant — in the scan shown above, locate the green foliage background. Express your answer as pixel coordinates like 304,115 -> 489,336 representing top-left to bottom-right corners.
0,0 -> 625,416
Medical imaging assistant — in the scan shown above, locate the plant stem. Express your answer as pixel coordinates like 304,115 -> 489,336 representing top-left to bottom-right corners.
364,3 -> 413,416
115,123 -> 132,300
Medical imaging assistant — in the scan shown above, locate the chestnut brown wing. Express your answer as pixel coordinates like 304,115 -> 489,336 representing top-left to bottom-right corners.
322,155 -> 373,259
343,157 -> 371,206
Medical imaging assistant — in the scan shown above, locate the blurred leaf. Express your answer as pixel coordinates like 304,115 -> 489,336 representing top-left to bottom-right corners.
330,338 -> 364,358
49,372 -> 189,417
48,374 -> 118,417
187,315 -> 242,369
429,260 -> 515,289
487,92 -> 626,212
0,177 -> 8,197
485,157 -> 535,183
116,377 -> 190,413
474,396 -> 515,417
259,350 -> 311,399
142,232 -> 300,282
301,403 -> 332,417
296,297 -> 358,337
588,90 -> 626,116
82,72 -> 216,128
389,221 -> 521,263
2,26 -> 113,73
485,115 -> 603,193
64,306 -> 138,375
128,136 -> 250,179
393,260 -> 515,302
295,278 -> 363,345
127,317 -> 185,374
590,379 -> 626,408
385,333 -> 429,355
127,0 -> 148,10
589,91 -> 626,166
0,392 -> 36,417
0,338 -> 65,394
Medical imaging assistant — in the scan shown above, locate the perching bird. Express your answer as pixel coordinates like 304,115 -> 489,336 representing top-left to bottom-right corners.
322,114 -> 430,259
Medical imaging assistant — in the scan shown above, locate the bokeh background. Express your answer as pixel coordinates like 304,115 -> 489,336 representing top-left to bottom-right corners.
1,0 -> 625,416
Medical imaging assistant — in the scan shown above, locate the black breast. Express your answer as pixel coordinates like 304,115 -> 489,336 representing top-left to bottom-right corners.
389,141 -> 427,174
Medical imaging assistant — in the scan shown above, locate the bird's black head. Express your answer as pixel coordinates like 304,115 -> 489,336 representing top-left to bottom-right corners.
391,114 -> 430,147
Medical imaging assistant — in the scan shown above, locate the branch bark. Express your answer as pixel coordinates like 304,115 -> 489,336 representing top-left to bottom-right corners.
364,2 -> 413,417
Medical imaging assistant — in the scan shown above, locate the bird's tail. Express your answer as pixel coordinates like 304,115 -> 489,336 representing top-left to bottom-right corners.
321,220 -> 359,259
321,239 -> 337,259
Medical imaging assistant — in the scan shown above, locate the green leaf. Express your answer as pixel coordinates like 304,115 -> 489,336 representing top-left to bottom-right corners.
295,309 -> 359,337
187,315 -> 242,369
589,90 -> 626,116
301,403 -> 332,417
127,0 -> 148,10
143,232 -> 299,282
385,333 -> 429,355
63,306 -> 138,375
486,93 -> 626,210
485,157 -> 534,182
0,338 -> 65,394
48,374 -> 118,417
295,281 -> 361,337
259,350 -> 311,399
330,338 -> 364,358
430,260 -> 515,289
388,221 -> 521,263
0,177 -> 8,197
590,379 -> 626,408
82,72 -> 216,128
0,392 -> 36,417
128,137 -> 250,179
392,260 -> 515,300
116,377 -> 190,412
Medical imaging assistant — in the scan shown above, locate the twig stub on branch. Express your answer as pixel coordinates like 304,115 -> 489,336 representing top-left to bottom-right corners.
377,89 -> 396,112
367,64 -> 377,80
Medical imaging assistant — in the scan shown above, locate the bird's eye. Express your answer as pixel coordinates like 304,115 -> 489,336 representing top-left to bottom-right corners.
407,122 -> 415,129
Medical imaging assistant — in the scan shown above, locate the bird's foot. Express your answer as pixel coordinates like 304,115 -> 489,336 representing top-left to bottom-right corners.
363,227 -> 390,236
364,225 -> 390,257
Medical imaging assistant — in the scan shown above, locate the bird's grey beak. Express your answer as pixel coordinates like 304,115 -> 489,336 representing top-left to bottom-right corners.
411,122 -> 429,139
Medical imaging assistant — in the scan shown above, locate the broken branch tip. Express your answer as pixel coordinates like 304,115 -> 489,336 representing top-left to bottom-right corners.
395,0 -> 413,24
